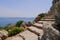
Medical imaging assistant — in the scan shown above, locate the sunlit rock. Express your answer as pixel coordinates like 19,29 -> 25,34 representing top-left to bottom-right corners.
0,30 -> 8,39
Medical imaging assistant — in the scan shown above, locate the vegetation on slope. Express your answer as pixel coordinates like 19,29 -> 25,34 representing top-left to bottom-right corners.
0,20 -> 24,37
15,20 -> 23,27
38,13 -> 46,18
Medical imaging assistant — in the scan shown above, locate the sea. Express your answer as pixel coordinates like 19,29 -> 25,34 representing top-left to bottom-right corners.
0,17 -> 34,26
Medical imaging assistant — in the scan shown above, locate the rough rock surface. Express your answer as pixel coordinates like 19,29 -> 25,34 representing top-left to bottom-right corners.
5,36 -> 23,40
41,27 -> 60,40
0,30 -> 8,39
28,26 -> 44,39
41,21 -> 60,40
34,16 -> 41,22
33,23 -> 43,27
3,19 -> 60,40
19,30 -> 38,40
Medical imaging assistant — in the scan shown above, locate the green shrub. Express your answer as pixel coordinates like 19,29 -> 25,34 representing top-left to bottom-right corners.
8,27 -> 24,36
0,26 -> 4,30
4,25 -> 11,31
4,27 -> 11,31
15,20 -> 23,27
38,13 -> 46,18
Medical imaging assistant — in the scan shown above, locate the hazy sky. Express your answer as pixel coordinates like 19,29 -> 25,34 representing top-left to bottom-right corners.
0,0 -> 52,17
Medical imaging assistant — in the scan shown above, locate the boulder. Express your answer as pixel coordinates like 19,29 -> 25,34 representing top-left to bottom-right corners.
27,22 -> 32,26
41,27 -> 60,40
21,22 -> 33,28
0,30 -> 8,39
34,16 -> 41,22
21,22 -> 27,28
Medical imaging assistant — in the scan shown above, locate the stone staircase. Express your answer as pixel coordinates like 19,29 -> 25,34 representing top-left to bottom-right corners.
5,19 -> 55,40
5,21 -> 44,40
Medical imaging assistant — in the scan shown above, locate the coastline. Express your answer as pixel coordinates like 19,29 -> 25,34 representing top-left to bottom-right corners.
0,17 -> 34,26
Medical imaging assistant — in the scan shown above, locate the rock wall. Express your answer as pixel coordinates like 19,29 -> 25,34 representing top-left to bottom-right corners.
48,0 -> 60,17
40,0 -> 60,40
53,0 -> 60,31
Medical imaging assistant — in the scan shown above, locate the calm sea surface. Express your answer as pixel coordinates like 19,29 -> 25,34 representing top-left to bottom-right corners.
0,17 -> 34,26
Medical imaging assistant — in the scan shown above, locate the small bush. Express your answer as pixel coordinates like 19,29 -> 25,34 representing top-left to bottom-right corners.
38,13 -> 46,18
8,27 -> 24,36
15,20 -> 23,27
0,26 -> 4,30
5,27 -> 10,31
4,25 -> 11,31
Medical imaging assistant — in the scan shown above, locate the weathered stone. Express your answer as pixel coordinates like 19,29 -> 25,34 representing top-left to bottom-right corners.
21,22 -> 27,29
41,27 -> 60,40
54,0 -> 60,31
0,30 -> 8,39
5,36 -> 23,40
33,23 -> 43,27
19,30 -> 38,40
26,22 -> 33,26
40,20 -> 60,40
28,26 -> 44,39
34,16 -> 41,22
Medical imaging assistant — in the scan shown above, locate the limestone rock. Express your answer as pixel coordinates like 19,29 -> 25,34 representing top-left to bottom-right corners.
0,30 -> 8,39
19,30 -> 38,40
5,36 -> 23,40
41,27 -> 60,40
34,16 -> 41,22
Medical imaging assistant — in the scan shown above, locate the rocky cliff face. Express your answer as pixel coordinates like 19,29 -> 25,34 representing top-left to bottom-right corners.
41,27 -> 60,40
53,0 -> 60,31
40,0 -> 60,40
48,0 -> 60,18
47,0 -> 60,31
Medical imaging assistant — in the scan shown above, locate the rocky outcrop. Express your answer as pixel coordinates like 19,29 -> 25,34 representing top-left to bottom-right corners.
21,22 -> 33,28
4,18 -> 60,40
47,0 -> 60,18
0,30 -> 8,40
41,27 -> 60,40
52,0 -> 60,31
55,1 -> 60,27
34,16 -> 41,22
47,0 -> 60,31
40,21 -> 60,40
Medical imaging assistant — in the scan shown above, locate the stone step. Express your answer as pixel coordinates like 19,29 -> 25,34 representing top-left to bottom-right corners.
37,21 -> 44,24
18,34 -> 25,40
38,21 -> 48,24
19,30 -> 38,40
32,23 -> 43,29
27,28 -> 40,36
41,19 -> 55,21
5,22 -> 45,40
27,26 -> 44,39
38,21 -> 55,24
5,36 -> 23,40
